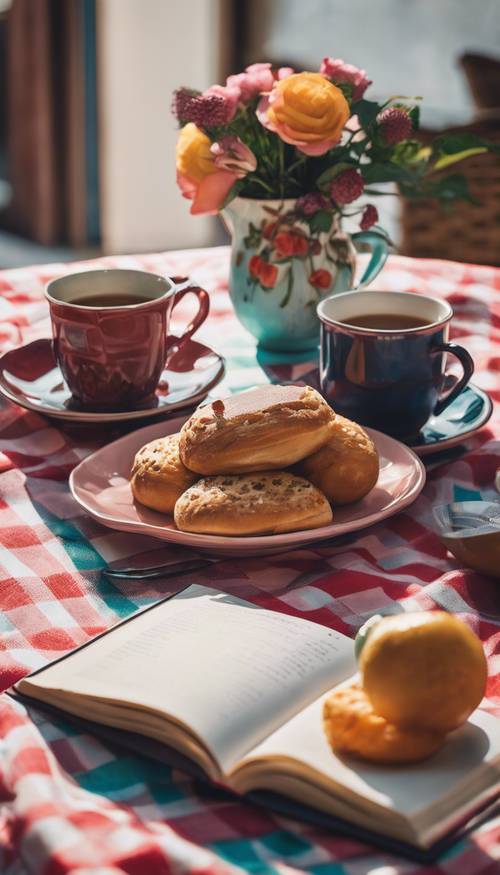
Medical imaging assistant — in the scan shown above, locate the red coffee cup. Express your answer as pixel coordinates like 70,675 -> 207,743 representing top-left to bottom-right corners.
45,269 -> 209,410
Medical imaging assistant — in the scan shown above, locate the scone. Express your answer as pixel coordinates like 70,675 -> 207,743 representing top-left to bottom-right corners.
130,434 -> 198,513
296,415 -> 379,505
179,384 -> 335,475
174,471 -> 332,536
322,683 -> 445,764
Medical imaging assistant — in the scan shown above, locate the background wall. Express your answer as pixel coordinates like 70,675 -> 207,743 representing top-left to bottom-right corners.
246,0 -> 500,126
96,0 -> 224,254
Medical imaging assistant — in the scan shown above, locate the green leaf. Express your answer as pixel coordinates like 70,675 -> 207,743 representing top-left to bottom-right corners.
392,139 -> 427,167
408,104 -> 420,130
432,132 -> 500,156
316,162 -> 353,187
433,147 -> 488,170
351,98 -> 380,127
401,174 -> 476,204
309,210 -> 333,234
361,162 -> 418,184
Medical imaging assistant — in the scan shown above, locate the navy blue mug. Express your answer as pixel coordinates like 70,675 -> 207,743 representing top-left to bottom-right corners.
318,291 -> 474,440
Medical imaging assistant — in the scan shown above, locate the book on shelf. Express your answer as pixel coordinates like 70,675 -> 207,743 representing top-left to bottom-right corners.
14,586 -> 500,861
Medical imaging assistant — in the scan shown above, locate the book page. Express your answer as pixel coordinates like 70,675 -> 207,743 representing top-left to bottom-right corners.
20,586 -> 355,772
235,687 -> 500,830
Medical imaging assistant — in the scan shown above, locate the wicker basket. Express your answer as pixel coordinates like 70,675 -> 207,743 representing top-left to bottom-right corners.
400,121 -> 500,266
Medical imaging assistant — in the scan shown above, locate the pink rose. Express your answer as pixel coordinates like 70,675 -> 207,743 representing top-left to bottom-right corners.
203,83 -> 240,123
276,66 -> 294,80
210,136 -> 257,178
227,62 -> 275,101
320,57 -> 372,102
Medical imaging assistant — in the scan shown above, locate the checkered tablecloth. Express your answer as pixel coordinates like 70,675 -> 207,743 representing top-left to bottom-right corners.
0,246 -> 499,875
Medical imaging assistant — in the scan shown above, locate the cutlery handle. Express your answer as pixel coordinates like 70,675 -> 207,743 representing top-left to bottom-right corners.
103,558 -> 212,581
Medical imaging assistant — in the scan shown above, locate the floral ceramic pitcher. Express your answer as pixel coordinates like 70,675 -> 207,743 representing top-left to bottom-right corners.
222,197 -> 389,352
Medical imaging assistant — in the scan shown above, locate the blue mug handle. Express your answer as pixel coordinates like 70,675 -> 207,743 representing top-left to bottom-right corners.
350,230 -> 390,289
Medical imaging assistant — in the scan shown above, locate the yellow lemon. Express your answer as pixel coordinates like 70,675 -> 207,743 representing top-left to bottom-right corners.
359,611 -> 487,733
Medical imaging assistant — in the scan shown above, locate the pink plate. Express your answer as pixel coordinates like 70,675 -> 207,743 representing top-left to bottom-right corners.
69,415 -> 426,557
0,337 -> 225,423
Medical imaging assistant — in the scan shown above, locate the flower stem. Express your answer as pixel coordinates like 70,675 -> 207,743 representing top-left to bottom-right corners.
287,155 -> 307,175
251,176 -> 276,195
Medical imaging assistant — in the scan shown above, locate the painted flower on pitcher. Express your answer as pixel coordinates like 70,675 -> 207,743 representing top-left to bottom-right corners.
257,72 -> 350,156
360,204 -> 379,229
248,254 -> 278,288
309,268 -> 333,290
274,231 -> 309,258
175,123 -> 238,215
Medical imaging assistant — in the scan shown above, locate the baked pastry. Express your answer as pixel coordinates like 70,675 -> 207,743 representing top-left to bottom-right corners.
178,384 -> 335,475
130,434 -> 198,514
296,415 -> 379,505
322,683 -> 445,764
174,471 -> 332,536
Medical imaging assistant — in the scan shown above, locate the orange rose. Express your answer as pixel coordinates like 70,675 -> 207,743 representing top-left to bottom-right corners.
176,123 -> 237,215
258,72 -> 349,156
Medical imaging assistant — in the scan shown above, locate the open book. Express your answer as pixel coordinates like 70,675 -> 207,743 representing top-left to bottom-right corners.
16,586 -> 499,855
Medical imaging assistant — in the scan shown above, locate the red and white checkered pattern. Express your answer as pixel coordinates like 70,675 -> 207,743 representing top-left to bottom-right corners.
0,247 -> 499,875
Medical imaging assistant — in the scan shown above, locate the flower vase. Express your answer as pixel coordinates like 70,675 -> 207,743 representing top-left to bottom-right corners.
222,197 -> 389,352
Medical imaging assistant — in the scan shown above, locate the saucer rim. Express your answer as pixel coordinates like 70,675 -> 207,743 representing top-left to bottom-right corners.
0,337 -> 226,423
410,384 -> 493,456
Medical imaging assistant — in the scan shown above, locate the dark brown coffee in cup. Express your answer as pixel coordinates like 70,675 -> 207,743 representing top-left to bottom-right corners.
73,293 -> 151,307
343,313 -> 430,331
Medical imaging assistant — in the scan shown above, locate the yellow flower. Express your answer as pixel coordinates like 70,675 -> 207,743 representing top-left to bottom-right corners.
175,123 -> 218,184
175,123 -> 238,215
259,72 -> 350,156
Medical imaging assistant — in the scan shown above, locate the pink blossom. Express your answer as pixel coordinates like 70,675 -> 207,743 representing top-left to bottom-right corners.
378,107 -> 413,144
276,66 -> 294,80
210,136 -> 257,178
172,89 -> 227,126
177,169 -> 238,215
227,62 -> 275,101
331,168 -> 364,204
296,192 -> 329,215
320,57 -> 372,102
203,83 -> 240,123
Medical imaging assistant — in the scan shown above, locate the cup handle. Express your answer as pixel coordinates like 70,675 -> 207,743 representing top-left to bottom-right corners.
167,276 -> 210,355
350,230 -> 390,289
431,342 -> 474,416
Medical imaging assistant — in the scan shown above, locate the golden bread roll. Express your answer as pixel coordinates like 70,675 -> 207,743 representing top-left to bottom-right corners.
178,384 -> 335,475
296,415 -> 379,505
322,683 -> 445,764
130,434 -> 198,514
174,471 -> 332,536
